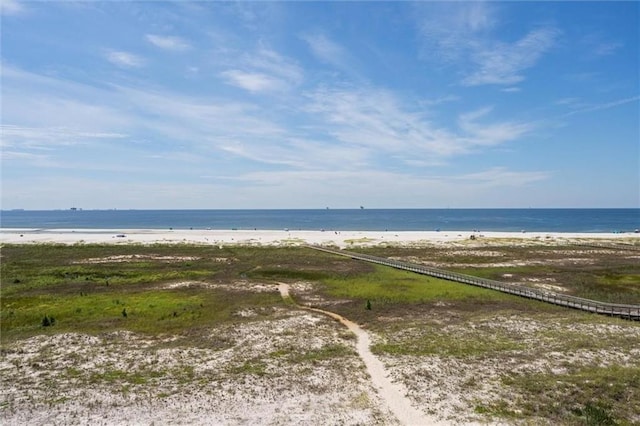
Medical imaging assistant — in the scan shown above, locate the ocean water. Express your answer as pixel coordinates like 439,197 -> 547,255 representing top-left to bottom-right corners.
1,209 -> 638,233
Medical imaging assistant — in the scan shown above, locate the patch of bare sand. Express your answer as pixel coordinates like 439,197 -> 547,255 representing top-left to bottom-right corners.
278,283 -> 439,425
0,294 -> 397,425
73,254 -> 202,264
160,280 -> 274,293
375,315 -> 640,424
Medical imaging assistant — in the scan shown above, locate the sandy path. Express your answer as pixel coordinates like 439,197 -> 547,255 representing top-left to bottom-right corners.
277,283 -> 438,425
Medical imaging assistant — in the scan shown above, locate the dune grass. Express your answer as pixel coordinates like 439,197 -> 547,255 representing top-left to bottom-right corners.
0,244 -> 290,343
321,264 -> 512,304
498,364 -> 640,424
1,285 -> 282,343
358,244 -> 640,304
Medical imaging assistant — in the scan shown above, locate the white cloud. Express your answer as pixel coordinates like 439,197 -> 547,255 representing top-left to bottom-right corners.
462,27 -> 560,86
458,107 -> 532,146
301,32 -> 352,72
105,50 -> 145,68
501,87 -> 521,93
2,64 -> 543,209
1,150 -> 49,161
217,167 -> 551,208
563,95 -> 640,117
557,97 -> 581,105
306,87 -> 534,163
221,70 -> 285,93
246,48 -> 303,84
417,2 -> 559,86
593,41 -> 622,56
582,33 -> 623,57
417,1 -> 496,63
110,84 -> 290,158
303,33 -> 344,62
1,125 -> 127,150
455,167 -> 550,187
220,48 -> 303,93
1,66 -> 135,148
1,0 -> 26,15
420,95 -> 461,107
145,34 -> 191,51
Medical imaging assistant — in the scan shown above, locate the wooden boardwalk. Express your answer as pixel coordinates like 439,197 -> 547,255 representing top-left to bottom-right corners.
307,245 -> 640,321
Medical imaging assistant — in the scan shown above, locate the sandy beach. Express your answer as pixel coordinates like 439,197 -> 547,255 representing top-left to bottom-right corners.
1,228 -> 639,247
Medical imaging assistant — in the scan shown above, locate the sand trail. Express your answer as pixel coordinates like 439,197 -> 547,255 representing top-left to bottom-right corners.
277,283 -> 437,425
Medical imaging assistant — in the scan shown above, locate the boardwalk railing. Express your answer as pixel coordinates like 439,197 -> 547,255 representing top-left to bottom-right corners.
306,245 -> 640,321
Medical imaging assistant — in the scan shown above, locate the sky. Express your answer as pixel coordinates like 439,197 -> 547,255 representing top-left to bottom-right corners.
1,0 -> 638,209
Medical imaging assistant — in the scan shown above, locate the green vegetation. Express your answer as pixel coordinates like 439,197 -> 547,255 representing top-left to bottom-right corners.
372,327 -> 524,357
313,262 -> 556,327
358,244 -> 640,304
322,264 -> 511,303
500,365 -> 639,425
2,285 -> 281,342
1,242 -> 639,425
0,244 -> 294,343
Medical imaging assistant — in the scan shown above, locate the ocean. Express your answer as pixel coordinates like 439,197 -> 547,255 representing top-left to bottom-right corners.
1,209 -> 638,233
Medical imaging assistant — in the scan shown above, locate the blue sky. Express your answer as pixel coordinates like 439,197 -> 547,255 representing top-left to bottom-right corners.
1,1 -> 638,209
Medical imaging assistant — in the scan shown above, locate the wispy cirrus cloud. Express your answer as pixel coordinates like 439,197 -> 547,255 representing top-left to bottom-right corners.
1,66 -> 134,145
1,0 -> 26,15
1,125 -> 127,150
305,87 -> 459,157
221,70 -> 286,93
221,48 -> 302,93
305,87 -> 534,163
301,32 -> 356,75
221,166 -> 551,208
145,34 -> 191,51
562,95 -> 640,117
417,2 -> 560,86
245,48 -> 302,84
3,62 -> 537,181
105,50 -> 145,68
458,107 -> 532,146
302,33 -> 346,64
455,167 -> 550,187
462,27 -> 560,86
417,1 -> 495,63
581,33 -> 623,57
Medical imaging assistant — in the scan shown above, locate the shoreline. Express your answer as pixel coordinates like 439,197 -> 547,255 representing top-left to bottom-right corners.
2,228 -> 639,248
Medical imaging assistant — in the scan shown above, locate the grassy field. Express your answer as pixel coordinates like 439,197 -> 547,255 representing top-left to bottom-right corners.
1,243 -> 639,425
357,244 -> 640,304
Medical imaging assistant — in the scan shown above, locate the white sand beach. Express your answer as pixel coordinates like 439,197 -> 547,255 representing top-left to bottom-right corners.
1,228 -> 638,247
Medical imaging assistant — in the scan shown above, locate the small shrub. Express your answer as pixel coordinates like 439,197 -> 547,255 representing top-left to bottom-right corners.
572,402 -> 617,426
41,315 -> 55,327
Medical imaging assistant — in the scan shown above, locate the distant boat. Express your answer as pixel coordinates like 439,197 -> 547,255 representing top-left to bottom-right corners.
360,206 -> 364,209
